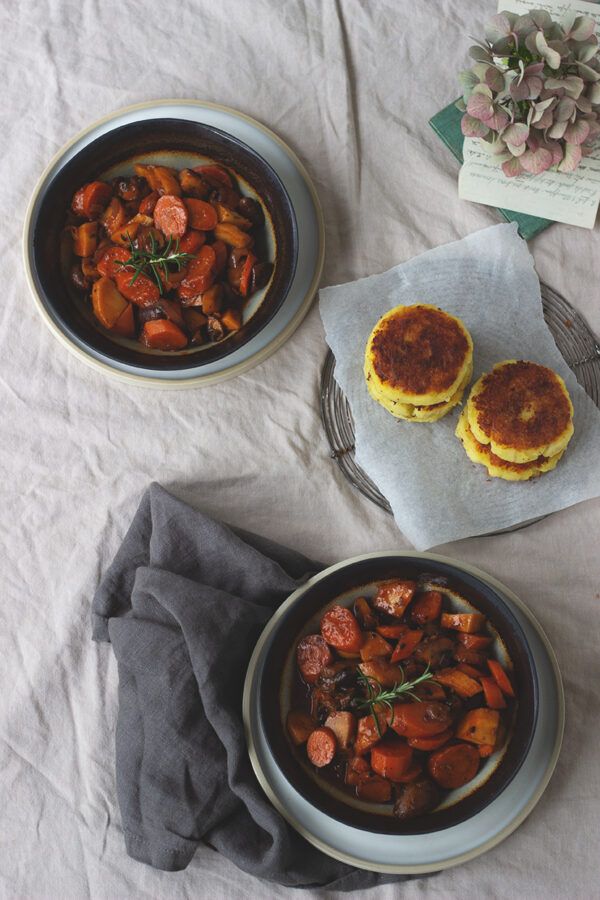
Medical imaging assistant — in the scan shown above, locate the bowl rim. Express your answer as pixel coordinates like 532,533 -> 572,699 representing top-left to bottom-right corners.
251,551 -> 541,835
242,551 -> 565,873
22,98 -> 325,389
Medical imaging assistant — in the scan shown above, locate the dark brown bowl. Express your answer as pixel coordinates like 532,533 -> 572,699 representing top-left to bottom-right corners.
259,555 -> 538,835
30,118 -> 298,370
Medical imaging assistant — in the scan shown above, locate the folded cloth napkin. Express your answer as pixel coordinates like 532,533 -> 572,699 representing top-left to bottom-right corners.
92,483 -> 410,889
319,223 -> 600,549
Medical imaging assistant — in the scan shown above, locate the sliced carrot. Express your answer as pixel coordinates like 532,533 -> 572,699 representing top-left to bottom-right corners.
111,302 -> 135,338
454,647 -> 486,668
320,605 -> 363,654
184,198 -> 218,230
407,727 -> 453,751
487,659 -> 515,697
434,668 -> 482,699
456,708 -> 500,746
141,319 -> 188,350
239,251 -> 257,297
390,701 -> 452,739
134,164 -> 181,196
360,632 -> 393,661
410,591 -> 443,625
286,709 -> 315,746
178,230 -> 206,254
373,580 -> 417,618
479,744 -> 495,758
115,269 -> 160,307
428,742 -> 480,789
457,663 -> 485,679
74,181 -> 111,219
481,677 -> 507,709
392,761 -> 423,782
354,711 -> 389,755
154,194 -> 188,238
457,633 -> 492,650
193,164 -> 233,186
390,630 -> 423,662
376,624 -> 409,639
359,658 -> 403,688
96,245 -> 130,278
441,613 -> 486,634
177,245 -> 217,301
370,740 -> 412,781
306,727 -> 337,767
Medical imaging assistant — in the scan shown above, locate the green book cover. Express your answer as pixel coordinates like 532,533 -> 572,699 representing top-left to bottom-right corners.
429,101 -> 554,241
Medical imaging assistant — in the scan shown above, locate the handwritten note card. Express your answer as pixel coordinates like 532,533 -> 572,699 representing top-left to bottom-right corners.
458,0 -> 600,228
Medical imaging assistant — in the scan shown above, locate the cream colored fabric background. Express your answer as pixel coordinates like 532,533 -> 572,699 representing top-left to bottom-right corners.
1,1 -> 599,898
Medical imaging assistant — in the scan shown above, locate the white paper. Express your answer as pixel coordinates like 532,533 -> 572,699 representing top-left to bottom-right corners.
458,0 -> 600,228
319,223 -> 600,550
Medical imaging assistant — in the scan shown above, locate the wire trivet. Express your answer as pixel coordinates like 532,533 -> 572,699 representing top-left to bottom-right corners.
320,283 -> 600,518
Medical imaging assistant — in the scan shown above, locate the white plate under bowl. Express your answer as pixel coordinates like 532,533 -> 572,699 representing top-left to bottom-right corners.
242,551 -> 564,874
23,99 -> 325,388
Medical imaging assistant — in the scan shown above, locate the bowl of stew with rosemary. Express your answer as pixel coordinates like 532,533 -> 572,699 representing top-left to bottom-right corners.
258,554 -> 538,834
30,118 -> 298,369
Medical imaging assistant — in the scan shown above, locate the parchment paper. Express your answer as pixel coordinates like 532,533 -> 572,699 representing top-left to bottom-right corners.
319,223 -> 600,549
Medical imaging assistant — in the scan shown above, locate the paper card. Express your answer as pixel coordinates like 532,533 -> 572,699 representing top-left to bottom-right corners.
458,0 -> 600,229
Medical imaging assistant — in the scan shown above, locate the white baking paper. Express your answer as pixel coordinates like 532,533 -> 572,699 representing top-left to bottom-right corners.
319,223 -> 600,549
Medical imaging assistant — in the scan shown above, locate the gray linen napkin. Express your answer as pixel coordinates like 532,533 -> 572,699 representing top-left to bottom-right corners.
92,483 -> 411,889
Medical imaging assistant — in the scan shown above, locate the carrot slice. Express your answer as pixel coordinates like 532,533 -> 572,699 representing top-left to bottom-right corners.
376,624 -> 409,639
487,659 -> 515,697
457,663 -> 485,679
373,581 -> 417,618
141,319 -> 188,350
139,191 -> 159,216
389,630 -> 423,662
434,668 -> 482,699
392,761 -> 423,782
410,591 -> 443,625
193,164 -> 233,186
306,727 -> 337,767
178,230 -> 206,254
441,613 -> 486,634
428,743 -> 480,789
354,711 -> 389,755
360,632 -> 393,661
407,728 -> 453,751
115,269 -> 160,307
457,633 -> 492,650
479,744 -> 495,758
390,701 -> 452,739
320,605 -> 363,653
96,245 -> 130,278
154,195 -> 188,238
481,677 -> 507,709
370,740 -> 412,781
456,708 -> 500,746
184,198 -> 218,231
73,181 -> 112,219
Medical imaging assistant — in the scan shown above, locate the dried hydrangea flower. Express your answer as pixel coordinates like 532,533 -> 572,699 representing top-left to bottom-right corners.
458,9 -> 600,175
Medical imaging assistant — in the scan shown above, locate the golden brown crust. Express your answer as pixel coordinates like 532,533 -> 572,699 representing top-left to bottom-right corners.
470,361 -> 572,453
370,306 -> 470,396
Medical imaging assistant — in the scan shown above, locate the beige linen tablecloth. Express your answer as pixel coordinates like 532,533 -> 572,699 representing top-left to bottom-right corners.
1,1 -> 599,898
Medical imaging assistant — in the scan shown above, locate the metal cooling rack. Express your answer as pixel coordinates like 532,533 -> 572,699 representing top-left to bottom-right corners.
320,284 -> 600,517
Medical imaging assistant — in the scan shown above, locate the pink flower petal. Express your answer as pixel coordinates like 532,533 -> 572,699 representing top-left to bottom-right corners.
502,157 -> 524,177
564,120 -> 591,144
520,147 -> 554,174
558,143 -> 583,172
461,114 -> 491,138
466,92 -> 494,122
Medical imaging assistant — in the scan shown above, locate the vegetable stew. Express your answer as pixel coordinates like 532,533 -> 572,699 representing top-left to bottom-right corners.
287,580 -> 517,820
65,163 -> 274,350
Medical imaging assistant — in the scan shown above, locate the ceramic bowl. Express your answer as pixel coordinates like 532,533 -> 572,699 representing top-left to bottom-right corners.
259,554 -> 538,835
29,117 -> 298,370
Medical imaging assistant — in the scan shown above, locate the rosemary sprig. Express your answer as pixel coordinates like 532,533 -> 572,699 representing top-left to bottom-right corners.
116,233 -> 194,295
353,665 -> 436,736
